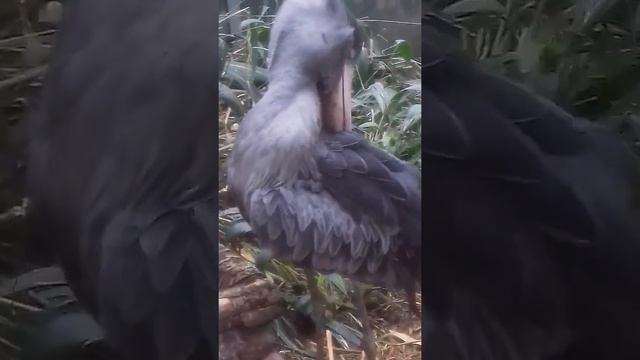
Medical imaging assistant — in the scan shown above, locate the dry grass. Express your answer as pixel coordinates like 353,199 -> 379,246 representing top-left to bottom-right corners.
278,290 -> 422,360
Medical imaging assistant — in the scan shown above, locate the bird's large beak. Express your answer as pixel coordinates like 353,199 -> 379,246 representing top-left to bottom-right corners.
321,62 -> 353,132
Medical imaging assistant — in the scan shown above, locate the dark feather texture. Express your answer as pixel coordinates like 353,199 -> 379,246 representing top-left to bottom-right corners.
227,0 -> 421,298
423,14 -> 640,360
233,131 -> 421,292
26,1 -> 218,359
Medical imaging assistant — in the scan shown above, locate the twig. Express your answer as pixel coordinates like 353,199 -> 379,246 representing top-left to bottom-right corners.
0,30 -> 55,48
224,107 -> 231,132
0,335 -> 19,352
0,296 -> 41,312
327,330 -> 334,360
359,19 -> 420,26
0,65 -> 46,91
221,13 -> 421,26
219,7 -> 251,24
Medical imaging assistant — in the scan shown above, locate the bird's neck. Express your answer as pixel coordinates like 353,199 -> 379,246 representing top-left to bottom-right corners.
243,67 -> 322,138
230,73 -> 321,192
266,67 -> 316,100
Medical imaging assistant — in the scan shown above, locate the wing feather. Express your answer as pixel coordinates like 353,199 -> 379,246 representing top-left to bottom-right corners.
98,202 -> 216,360
422,15 -> 640,359
244,131 -> 420,290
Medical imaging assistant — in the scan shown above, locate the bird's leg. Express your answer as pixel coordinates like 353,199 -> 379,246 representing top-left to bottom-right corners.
305,268 -> 327,360
352,281 -> 376,360
407,283 -> 420,316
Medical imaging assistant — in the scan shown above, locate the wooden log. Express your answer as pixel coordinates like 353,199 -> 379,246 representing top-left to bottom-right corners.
219,243 -> 284,360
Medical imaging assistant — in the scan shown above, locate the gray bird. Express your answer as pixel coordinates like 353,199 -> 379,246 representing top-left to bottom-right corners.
227,0 -> 422,358
25,0 -> 217,359
422,12 -> 640,360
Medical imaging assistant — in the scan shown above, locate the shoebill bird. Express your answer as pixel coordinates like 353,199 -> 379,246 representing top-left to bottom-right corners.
227,0 -> 421,359
422,12 -> 640,360
25,1 -> 217,359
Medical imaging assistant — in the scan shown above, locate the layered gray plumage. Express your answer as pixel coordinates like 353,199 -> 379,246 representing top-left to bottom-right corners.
228,0 -> 421,298
26,1 -> 217,359
422,13 -> 640,360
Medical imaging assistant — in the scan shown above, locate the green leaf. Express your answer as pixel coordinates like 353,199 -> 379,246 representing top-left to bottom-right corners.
274,318 -> 314,357
253,249 -> 273,273
218,83 -> 244,115
401,104 -> 422,132
223,61 -> 268,102
443,0 -> 506,16
323,274 -> 348,297
219,38 -> 228,77
227,61 -> 268,84
358,121 -> 378,129
361,82 -> 397,115
326,319 -> 362,347
392,40 -> 412,61
240,19 -> 265,31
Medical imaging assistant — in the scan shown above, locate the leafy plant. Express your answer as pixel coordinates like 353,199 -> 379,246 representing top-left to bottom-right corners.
431,0 -> 640,151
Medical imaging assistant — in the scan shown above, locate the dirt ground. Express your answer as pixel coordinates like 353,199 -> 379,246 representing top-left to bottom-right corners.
279,291 -> 422,360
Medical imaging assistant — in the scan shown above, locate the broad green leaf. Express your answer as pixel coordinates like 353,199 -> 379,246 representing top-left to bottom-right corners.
274,318 -> 314,357
323,274 -> 348,297
223,61 -> 267,103
218,83 -> 244,115
358,121 -> 379,129
226,61 -> 268,84
240,19 -> 265,31
326,319 -> 362,347
392,40 -> 412,61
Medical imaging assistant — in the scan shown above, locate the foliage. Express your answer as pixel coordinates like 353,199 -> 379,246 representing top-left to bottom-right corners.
430,0 -> 640,151
218,7 -> 422,356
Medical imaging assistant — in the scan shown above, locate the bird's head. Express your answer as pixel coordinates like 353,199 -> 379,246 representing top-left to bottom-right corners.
267,0 -> 362,132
